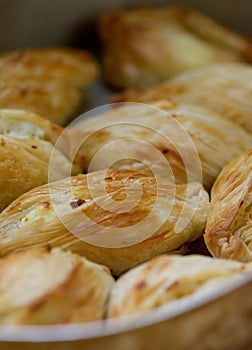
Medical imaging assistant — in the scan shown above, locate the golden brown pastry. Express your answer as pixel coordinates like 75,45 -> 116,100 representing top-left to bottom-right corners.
0,47 -> 99,124
107,254 -> 252,318
112,63 -> 252,134
0,169 -> 209,275
98,6 -> 252,89
69,100 -> 252,190
0,247 -> 114,324
205,149 -> 252,261
0,108 -> 63,142
0,109 -> 82,212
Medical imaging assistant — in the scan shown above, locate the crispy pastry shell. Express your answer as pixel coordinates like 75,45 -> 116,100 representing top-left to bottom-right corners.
0,169 -> 209,275
0,47 -> 99,124
205,149 -> 252,261
0,109 -> 82,211
0,247 -> 114,324
112,63 -> 252,134
98,6 -> 252,89
107,254 -> 252,318
70,100 -> 252,190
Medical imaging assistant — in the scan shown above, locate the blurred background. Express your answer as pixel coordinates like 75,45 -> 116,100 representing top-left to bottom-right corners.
0,0 -> 251,51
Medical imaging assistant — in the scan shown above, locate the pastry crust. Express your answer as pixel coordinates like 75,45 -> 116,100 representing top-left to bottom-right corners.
69,100 -> 252,190
0,47 -> 99,124
205,149 -> 252,261
0,108 -> 63,143
112,63 -> 252,134
0,109 -> 82,212
107,254 -> 252,318
0,247 -> 114,324
98,6 -> 252,89
0,169 -> 209,276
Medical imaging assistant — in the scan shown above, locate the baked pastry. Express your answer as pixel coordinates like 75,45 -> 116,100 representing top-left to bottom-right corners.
0,47 -> 99,125
0,109 -> 82,212
204,149 -> 252,261
98,6 -> 252,89
69,100 -> 252,190
0,247 -> 114,324
0,108 -> 64,142
0,169 -> 209,275
107,254 -> 252,318
112,63 -> 252,134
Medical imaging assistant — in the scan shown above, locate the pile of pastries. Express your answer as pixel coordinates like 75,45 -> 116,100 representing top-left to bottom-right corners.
0,6 -> 251,325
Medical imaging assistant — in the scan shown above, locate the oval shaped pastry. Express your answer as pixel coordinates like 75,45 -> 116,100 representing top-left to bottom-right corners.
0,47 -> 99,124
112,63 -> 252,134
205,149 -> 252,261
70,101 -> 252,190
107,254 -> 252,318
0,169 -> 209,275
0,247 -> 114,324
98,6 -> 252,89
0,109 -> 82,212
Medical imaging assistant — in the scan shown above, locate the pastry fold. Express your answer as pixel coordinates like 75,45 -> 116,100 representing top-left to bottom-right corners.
0,169 -> 209,275
0,47 -> 99,124
69,101 -> 252,190
98,6 -> 252,89
107,254 -> 252,318
0,247 -> 114,324
205,149 -> 252,261
0,109 -> 82,211
112,63 -> 252,134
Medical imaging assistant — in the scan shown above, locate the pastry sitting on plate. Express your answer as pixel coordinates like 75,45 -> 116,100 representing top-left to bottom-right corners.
107,254 -> 252,318
98,6 -> 252,89
0,247 -> 114,324
0,47 -> 99,125
0,169 -> 209,276
205,149 -> 252,262
0,109 -> 83,212
112,63 -> 252,134
69,100 -> 252,190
